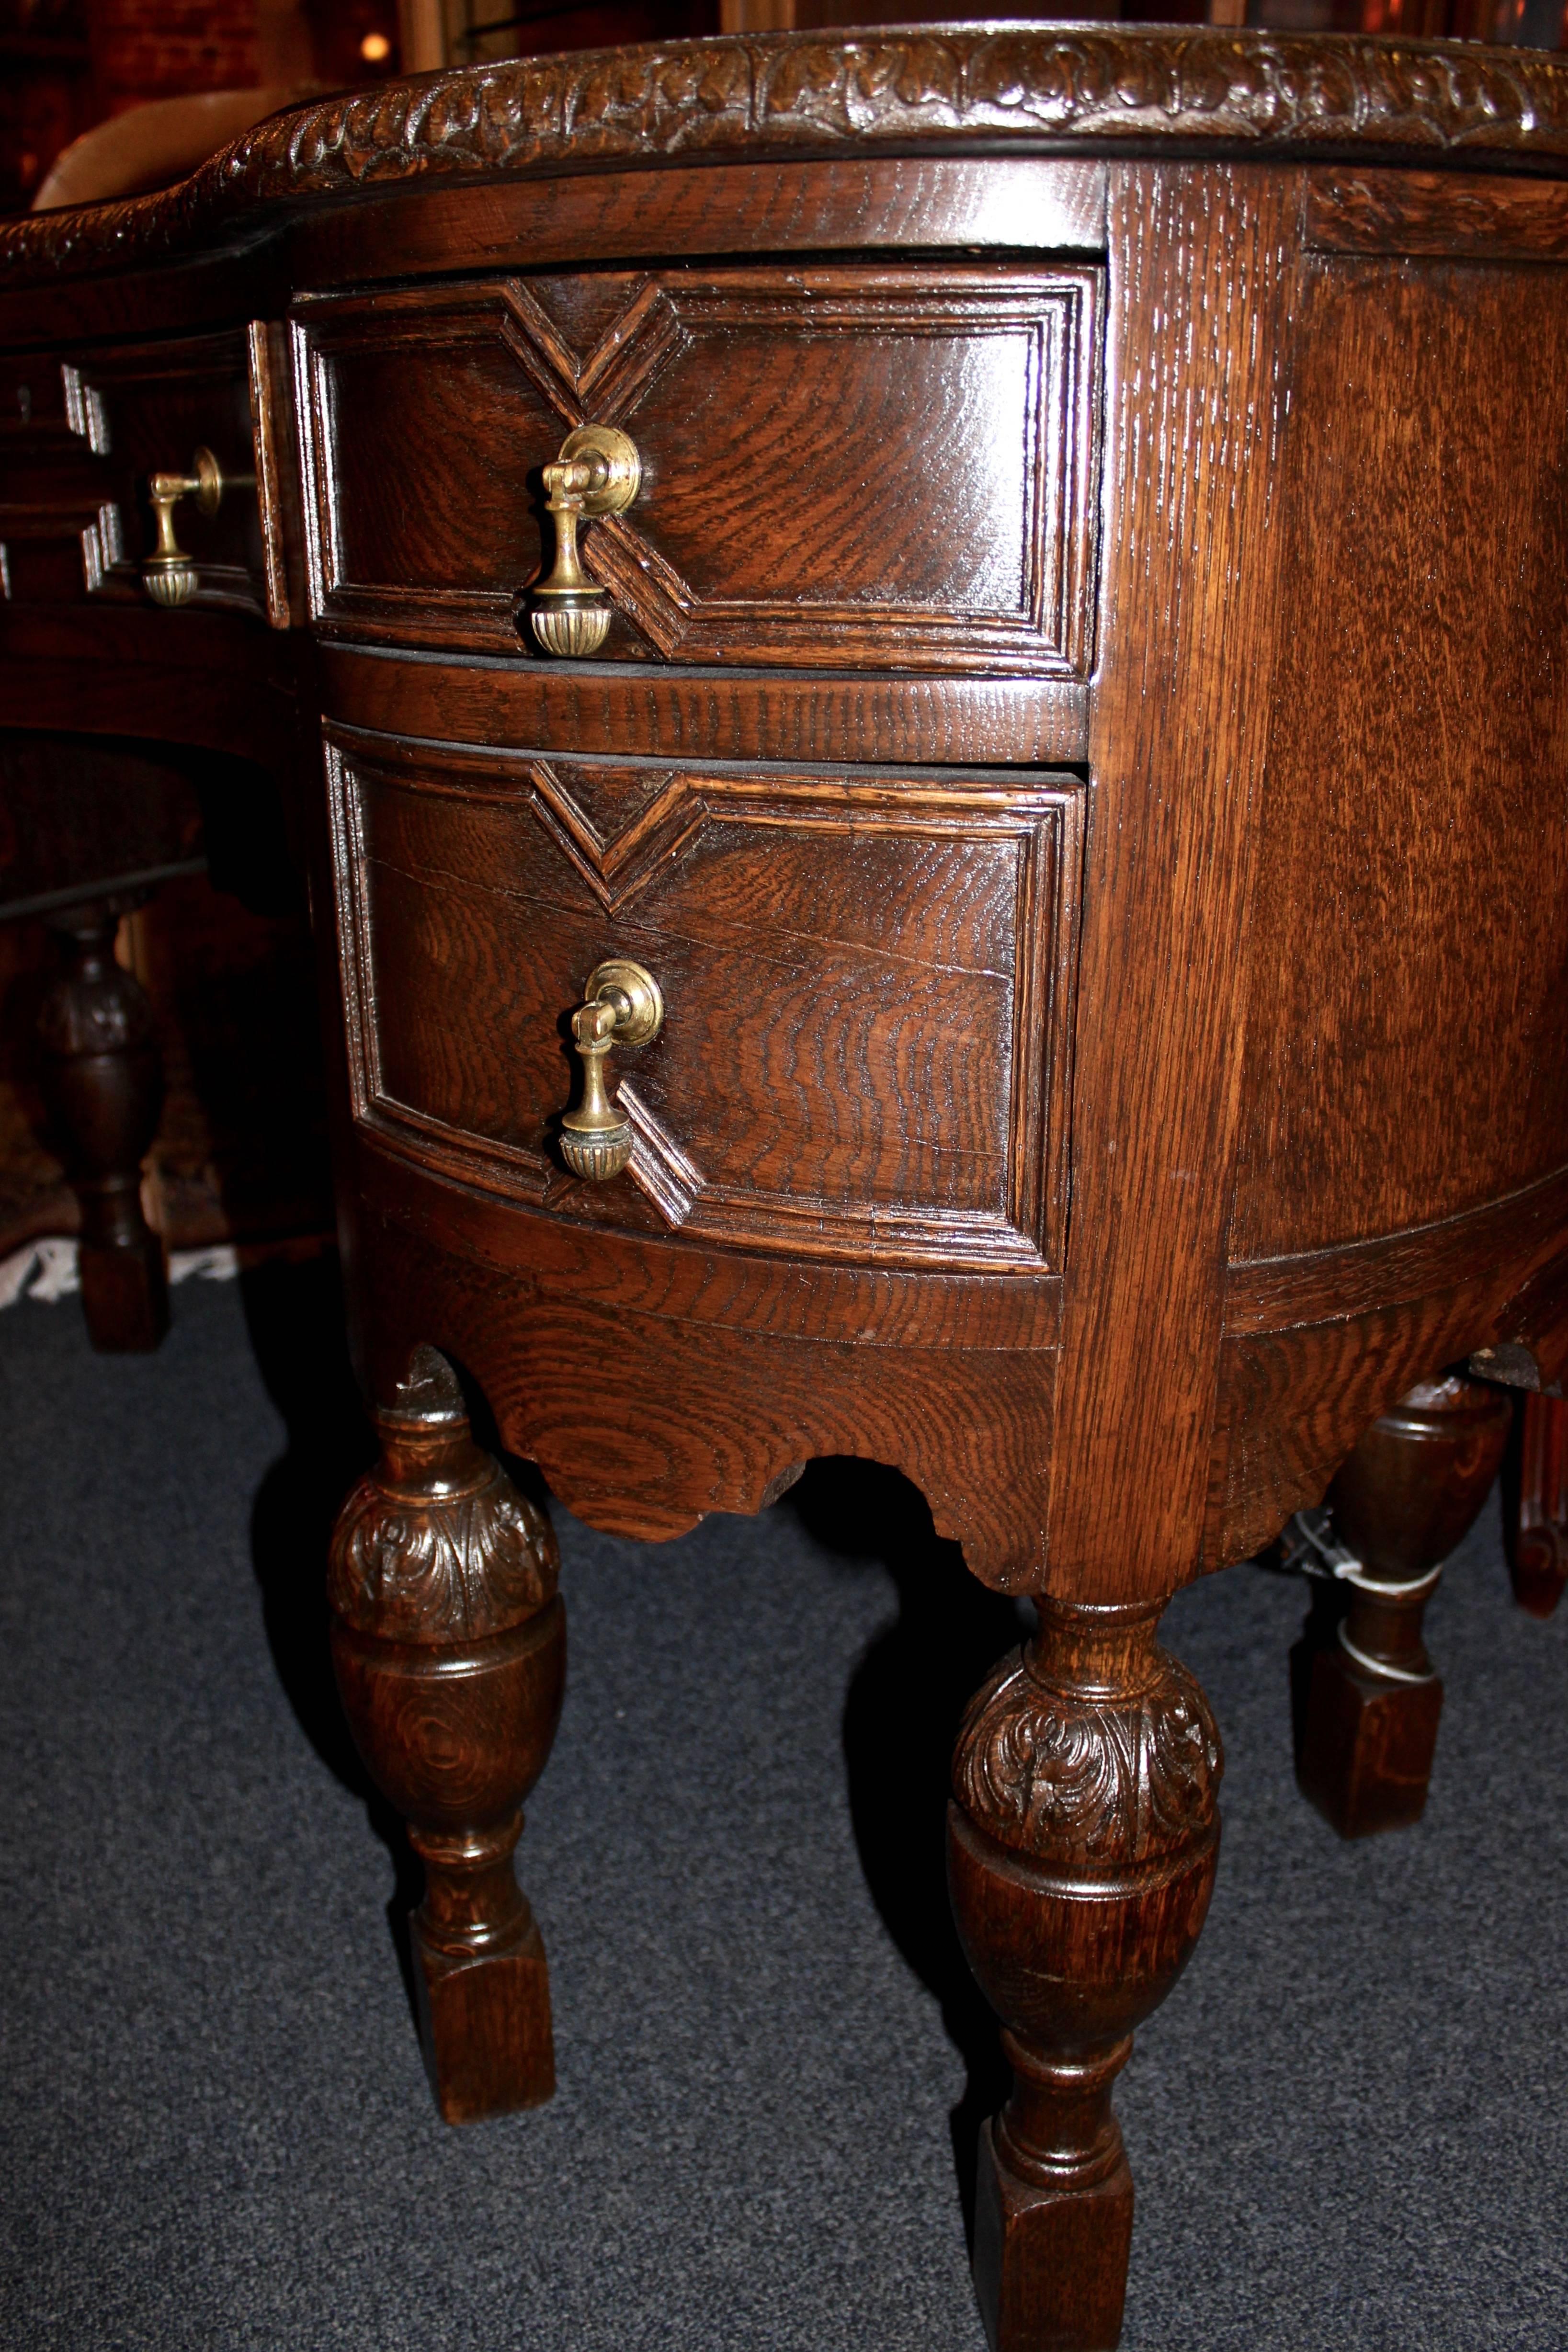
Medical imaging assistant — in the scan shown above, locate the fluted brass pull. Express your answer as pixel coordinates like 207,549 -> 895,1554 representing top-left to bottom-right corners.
529,425 -> 640,658
142,445 -> 255,608
559,958 -> 663,1182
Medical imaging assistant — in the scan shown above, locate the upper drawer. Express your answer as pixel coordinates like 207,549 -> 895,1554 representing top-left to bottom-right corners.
293,265 -> 1101,676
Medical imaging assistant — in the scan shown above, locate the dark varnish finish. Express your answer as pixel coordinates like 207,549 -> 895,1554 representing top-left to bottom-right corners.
328,1344 -> 564,2120
1508,1393 -> 1568,1620
1231,253 -> 1568,1261
948,1597 -> 1221,2352
1295,1375 -> 1512,1840
326,732 -> 1083,1275
318,644 -> 1091,769
295,265 -> 1099,675
36,898 -> 168,1351
3,34 -> 1568,2349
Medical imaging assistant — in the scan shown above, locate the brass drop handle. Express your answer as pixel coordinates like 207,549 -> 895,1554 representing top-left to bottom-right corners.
559,957 -> 663,1182
143,445 -> 254,608
529,424 -> 640,658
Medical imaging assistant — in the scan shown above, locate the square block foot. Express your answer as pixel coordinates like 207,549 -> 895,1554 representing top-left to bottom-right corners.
972,2118 -> 1134,2352
1297,1644 -> 1443,1840
80,1237 -> 168,1353
414,1916 -> 556,2125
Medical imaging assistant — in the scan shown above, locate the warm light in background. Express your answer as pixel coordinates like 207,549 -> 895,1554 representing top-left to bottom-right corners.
360,32 -> 392,62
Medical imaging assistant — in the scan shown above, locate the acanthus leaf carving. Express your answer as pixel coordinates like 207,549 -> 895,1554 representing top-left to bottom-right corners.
5,32 -> 1568,288
328,1345 -> 559,1644
954,1637 -> 1222,1871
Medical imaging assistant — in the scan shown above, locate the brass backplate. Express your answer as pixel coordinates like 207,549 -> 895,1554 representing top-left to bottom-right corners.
559,425 -> 641,517
588,957 -> 663,1046
192,444 -> 224,517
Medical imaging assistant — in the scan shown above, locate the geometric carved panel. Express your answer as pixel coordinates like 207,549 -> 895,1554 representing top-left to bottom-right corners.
327,729 -> 1083,1272
296,264 -> 1101,676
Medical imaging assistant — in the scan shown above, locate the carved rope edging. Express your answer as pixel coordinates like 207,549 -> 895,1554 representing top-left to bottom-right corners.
6,30 -> 1568,285
954,1643 -> 1223,1868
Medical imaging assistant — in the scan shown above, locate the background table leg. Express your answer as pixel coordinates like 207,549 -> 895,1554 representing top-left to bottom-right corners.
328,1343 -> 565,2123
38,897 -> 167,1352
1296,1375 -> 1511,1840
1507,1392 -> 1568,1621
947,1595 -> 1223,2352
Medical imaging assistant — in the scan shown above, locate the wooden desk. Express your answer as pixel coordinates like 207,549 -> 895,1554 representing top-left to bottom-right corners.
4,30 -> 1567,2347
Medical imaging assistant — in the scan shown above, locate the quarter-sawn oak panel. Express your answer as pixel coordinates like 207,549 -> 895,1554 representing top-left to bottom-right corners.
295,266 -> 1100,674
328,730 -> 1082,1274
1230,253 -> 1568,1261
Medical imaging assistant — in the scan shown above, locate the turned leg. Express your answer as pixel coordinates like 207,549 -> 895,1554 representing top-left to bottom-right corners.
37,898 -> 167,1352
328,1343 -> 565,2123
947,1595 -> 1222,2352
1296,1374 -> 1511,1839
1507,1392 -> 1568,1620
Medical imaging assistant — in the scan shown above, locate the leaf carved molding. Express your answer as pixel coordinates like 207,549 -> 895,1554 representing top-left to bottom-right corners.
5,30 -> 1568,285
328,1344 -> 559,1645
954,1635 -> 1223,1872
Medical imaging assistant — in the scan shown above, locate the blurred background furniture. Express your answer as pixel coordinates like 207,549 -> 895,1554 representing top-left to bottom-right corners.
0,48 -> 337,1348
1508,1391 -> 1568,1616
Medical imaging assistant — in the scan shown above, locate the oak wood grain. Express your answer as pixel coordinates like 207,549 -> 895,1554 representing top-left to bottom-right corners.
1230,253 -> 1568,1261
352,1198 -> 1056,1588
8,29 -> 1568,294
296,265 -> 1100,675
318,643 -> 1090,767
1224,1163 -> 1568,1337
1049,162 -> 1298,1603
1305,167 -> 1568,262
328,730 -> 1082,1275
1207,1267 -> 1568,1569
289,155 -> 1109,292
357,1132 -> 1063,1355
7,50 -> 1568,2344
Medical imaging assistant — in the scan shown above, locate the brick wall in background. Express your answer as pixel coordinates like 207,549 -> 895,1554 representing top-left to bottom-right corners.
88,0 -> 260,115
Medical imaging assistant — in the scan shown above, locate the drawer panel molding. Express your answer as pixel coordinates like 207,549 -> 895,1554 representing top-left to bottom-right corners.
326,728 -> 1084,1274
295,264 -> 1101,675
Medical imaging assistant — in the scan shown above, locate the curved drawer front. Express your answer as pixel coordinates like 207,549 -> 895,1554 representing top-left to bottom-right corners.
327,729 -> 1083,1273
294,265 -> 1100,675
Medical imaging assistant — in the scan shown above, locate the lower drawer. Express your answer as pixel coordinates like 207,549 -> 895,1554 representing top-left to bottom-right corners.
326,727 -> 1082,1275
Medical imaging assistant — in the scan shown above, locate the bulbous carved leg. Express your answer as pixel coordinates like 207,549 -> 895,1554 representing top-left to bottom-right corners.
1297,1375 -> 1511,1840
947,1596 -> 1223,2352
328,1344 -> 565,2124
38,900 -> 167,1352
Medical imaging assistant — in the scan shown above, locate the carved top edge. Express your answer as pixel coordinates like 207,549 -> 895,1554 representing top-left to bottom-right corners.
6,28 -> 1568,288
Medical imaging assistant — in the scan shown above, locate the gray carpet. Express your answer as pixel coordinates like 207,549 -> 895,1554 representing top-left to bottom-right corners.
1,1263 -> 1564,2352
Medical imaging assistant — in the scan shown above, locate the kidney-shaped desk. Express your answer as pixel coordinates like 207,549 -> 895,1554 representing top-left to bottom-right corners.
3,29 -> 1567,2347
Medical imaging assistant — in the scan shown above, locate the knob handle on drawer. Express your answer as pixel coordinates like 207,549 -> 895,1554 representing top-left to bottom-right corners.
529,425 -> 640,659
143,445 -> 255,608
560,958 -> 663,1181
